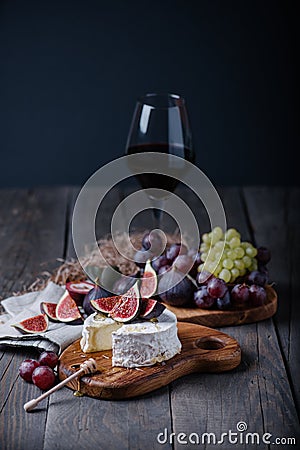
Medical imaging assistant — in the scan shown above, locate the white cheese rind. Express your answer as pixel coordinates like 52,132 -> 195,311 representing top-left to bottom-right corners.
80,313 -> 122,353
112,310 -> 182,368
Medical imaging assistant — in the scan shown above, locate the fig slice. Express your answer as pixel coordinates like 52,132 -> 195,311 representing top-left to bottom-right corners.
139,298 -> 166,320
66,281 -> 94,306
91,296 -> 122,314
40,302 -> 59,322
110,282 -> 141,323
56,291 -> 82,323
11,314 -> 48,334
140,260 -> 157,298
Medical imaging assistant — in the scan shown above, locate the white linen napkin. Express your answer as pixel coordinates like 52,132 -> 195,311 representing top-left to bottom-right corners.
0,282 -> 83,354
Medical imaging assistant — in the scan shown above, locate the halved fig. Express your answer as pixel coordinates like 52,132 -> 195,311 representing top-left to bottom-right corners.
40,302 -> 59,322
139,298 -> 166,320
140,260 -> 157,298
56,291 -> 82,323
11,314 -> 48,334
66,281 -> 94,306
83,285 -> 112,316
91,296 -> 122,314
110,282 -> 141,322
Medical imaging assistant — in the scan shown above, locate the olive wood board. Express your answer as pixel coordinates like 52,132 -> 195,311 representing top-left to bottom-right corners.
164,285 -> 277,328
59,322 -> 241,400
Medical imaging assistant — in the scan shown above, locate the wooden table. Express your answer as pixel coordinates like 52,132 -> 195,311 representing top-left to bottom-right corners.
0,186 -> 299,449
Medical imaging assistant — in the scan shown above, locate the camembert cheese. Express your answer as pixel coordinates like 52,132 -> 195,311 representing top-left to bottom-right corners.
112,310 -> 181,368
80,309 -> 182,368
80,313 -> 122,352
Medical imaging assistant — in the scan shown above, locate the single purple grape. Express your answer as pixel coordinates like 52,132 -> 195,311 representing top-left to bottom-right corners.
194,286 -> 215,309
249,284 -> 267,306
207,277 -> 228,299
256,247 -> 271,265
247,270 -> 268,287
216,290 -> 231,310
19,359 -> 40,382
151,255 -> 169,272
166,243 -> 188,262
32,366 -> 56,390
38,351 -> 58,369
231,284 -> 250,306
258,263 -> 269,276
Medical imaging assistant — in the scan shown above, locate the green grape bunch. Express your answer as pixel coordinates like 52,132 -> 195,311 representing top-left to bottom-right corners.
198,227 -> 258,283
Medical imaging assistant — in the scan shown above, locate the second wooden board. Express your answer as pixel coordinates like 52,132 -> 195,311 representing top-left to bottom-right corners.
164,285 -> 277,327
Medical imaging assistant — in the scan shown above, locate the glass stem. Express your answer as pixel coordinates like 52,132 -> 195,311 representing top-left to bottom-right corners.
151,199 -> 165,230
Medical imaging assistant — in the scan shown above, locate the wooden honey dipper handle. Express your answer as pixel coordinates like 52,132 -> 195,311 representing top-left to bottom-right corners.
24,358 -> 97,412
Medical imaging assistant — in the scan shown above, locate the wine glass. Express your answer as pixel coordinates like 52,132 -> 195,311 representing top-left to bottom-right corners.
125,93 -> 195,230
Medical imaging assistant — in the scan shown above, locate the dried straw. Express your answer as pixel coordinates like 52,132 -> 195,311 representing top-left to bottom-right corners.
9,231 -> 183,296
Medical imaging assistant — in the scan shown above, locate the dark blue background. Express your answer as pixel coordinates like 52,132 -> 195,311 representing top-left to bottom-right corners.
0,0 -> 298,187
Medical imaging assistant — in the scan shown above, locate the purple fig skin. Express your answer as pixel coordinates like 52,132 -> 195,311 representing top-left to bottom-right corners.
139,298 -> 166,319
83,285 -> 112,316
158,269 -> 195,306
112,276 -> 137,295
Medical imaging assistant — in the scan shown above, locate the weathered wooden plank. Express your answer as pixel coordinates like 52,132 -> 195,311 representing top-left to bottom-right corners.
170,187 -> 299,449
170,188 -> 266,450
0,348 -> 52,450
288,188 -> 300,412
44,386 -> 172,450
243,186 -> 300,413
44,185 -> 173,450
0,188 -> 70,450
0,188 -> 69,297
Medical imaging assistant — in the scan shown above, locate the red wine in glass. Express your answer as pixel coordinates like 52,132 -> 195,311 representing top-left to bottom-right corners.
125,93 -> 195,228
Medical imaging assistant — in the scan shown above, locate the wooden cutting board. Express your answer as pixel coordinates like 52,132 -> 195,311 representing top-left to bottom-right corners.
59,322 -> 241,400
164,285 -> 277,328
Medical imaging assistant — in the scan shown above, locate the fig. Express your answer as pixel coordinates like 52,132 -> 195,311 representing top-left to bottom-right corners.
100,266 -> 122,292
110,282 -> 141,322
66,281 -> 94,306
139,298 -> 166,320
158,268 -> 195,306
56,291 -> 82,323
112,275 -> 137,295
139,260 -> 157,298
12,314 -> 49,334
83,285 -> 112,316
40,302 -> 59,322
91,296 -> 122,314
